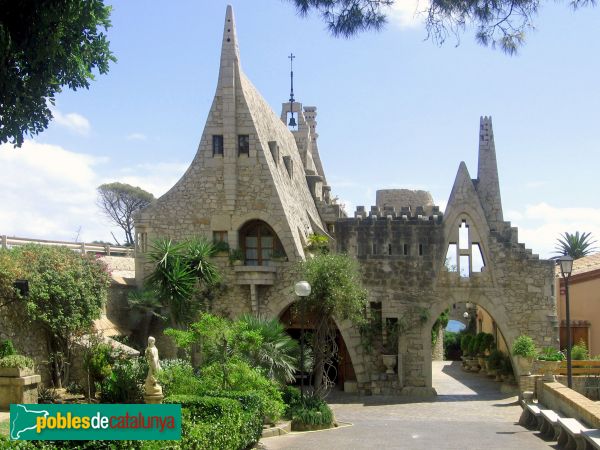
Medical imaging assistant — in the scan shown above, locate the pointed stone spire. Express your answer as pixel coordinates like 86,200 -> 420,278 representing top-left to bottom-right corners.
218,5 -> 241,90
476,116 -> 504,227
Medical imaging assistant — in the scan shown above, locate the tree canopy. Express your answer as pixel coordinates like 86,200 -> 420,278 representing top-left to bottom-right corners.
300,253 -> 368,397
0,0 -> 115,146
0,244 -> 111,388
97,182 -> 154,246
288,0 -> 596,54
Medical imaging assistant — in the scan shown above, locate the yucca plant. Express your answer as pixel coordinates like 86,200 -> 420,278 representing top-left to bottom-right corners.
554,231 -> 597,259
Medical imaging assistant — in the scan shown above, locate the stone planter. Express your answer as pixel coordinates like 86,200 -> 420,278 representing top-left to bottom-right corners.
0,373 -> 41,410
382,354 -> 397,375
0,367 -> 34,377
478,357 -> 487,374
515,355 -> 534,376
535,360 -> 562,382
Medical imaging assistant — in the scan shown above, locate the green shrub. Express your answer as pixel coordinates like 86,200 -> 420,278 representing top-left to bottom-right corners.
165,394 -> 262,450
0,354 -> 34,369
198,359 -> 284,423
537,347 -> 565,361
84,341 -> 115,383
99,357 -> 147,403
500,354 -> 514,376
572,340 -> 589,360
460,334 -> 473,356
289,396 -> 334,430
0,339 -> 16,358
157,359 -> 202,397
281,385 -> 301,407
512,335 -> 537,358
478,333 -> 495,356
486,349 -> 505,370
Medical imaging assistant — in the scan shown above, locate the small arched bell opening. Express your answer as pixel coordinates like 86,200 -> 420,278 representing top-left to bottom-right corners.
279,302 -> 357,391
239,220 -> 285,266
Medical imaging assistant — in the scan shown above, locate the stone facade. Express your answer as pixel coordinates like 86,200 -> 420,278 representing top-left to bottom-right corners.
133,6 -> 558,396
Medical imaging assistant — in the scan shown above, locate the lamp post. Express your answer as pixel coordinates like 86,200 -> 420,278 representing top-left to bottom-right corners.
294,281 -> 311,399
557,255 -> 574,388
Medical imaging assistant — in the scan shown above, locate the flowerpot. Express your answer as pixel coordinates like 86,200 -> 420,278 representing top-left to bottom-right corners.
0,367 -> 34,377
515,355 -> 534,376
535,360 -> 561,382
478,357 -> 487,374
382,354 -> 397,375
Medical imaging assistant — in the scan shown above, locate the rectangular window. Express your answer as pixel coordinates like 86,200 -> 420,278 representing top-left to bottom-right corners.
213,231 -> 228,244
238,135 -> 249,156
212,135 -> 223,156
403,244 -> 409,256
419,243 -> 423,256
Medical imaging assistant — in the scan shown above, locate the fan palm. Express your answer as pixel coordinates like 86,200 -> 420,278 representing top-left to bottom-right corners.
554,232 -> 597,259
238,314 -> 299,384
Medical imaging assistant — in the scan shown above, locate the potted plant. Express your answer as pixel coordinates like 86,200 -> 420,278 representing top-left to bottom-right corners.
213,240 -> 230,257
381,320 -> 399,375
229,248 -> 244,266
460,334 -> 474,369
0,354 -> 34,377
512,335 -> 537,376
486,349 -> 504,379
477,333 -> 495,373
535,347 -> 565,382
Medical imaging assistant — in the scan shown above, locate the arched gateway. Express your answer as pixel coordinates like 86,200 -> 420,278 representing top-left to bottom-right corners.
133,6 -> 557,396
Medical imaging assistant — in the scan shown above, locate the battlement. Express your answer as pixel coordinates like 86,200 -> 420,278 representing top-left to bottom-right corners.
351,205 -> 443,223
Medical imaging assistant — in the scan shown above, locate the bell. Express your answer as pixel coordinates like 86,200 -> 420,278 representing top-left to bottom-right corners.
288,115 -> 297,127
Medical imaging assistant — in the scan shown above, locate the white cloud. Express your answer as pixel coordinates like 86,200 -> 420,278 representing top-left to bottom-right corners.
109,162 -> 188,198
0,140 -> 188,244
387,0 -> 429,29
506,202 -> 600,259
126,133 -> 148,141
52,109 -> 91,136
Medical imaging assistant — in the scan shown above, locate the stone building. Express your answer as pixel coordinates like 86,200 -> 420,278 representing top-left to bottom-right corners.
133,6 -> 558,396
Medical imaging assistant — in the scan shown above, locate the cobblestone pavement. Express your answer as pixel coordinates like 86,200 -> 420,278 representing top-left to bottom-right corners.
261,361 -> 554,450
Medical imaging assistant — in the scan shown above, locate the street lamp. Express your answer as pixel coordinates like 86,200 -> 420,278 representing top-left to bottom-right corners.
463,311 -> 469,319
557,255 -> 574,388
294,281 -> 311,399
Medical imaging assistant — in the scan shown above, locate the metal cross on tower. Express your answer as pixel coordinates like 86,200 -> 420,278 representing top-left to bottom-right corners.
288,53 -> 297,128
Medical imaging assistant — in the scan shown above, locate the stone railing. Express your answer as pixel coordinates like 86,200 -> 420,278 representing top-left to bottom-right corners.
1,235 -> 134,257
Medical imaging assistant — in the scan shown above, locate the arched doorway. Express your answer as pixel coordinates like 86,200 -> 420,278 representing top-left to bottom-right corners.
278,303 -> 357,391
424,298 -> 515,396
239,220 -> 285,266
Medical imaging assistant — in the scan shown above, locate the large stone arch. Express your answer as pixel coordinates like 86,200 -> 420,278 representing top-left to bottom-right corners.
269,296 -> 367,385
419,289 -> 524,391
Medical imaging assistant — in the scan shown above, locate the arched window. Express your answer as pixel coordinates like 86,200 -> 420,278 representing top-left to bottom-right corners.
240,220 -> 285,266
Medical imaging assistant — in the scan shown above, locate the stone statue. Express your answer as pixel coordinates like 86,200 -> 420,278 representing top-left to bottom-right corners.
144,336 -> 163,399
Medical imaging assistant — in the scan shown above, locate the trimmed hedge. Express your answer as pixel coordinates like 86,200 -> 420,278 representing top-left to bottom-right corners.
165,393 -> 262,450
287,396 -> 334,431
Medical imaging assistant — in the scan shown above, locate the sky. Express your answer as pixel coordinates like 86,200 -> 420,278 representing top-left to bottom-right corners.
1,0 -> 599,257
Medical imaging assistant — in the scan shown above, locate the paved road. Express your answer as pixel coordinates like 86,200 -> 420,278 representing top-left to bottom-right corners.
261,361 -> 553,450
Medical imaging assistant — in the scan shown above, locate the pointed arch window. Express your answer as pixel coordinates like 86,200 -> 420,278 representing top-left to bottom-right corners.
446,219 -> 486,277
240,220 -> 285,266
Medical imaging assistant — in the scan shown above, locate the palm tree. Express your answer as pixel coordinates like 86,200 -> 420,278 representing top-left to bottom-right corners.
554,232 -> 598,259
237,314 -> 299,384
